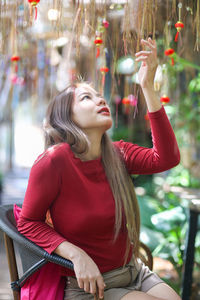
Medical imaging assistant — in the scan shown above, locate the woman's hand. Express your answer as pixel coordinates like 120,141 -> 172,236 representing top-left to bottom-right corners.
71,248 -> 105,299
55,241 -> 105,298
135,37 -> 158,90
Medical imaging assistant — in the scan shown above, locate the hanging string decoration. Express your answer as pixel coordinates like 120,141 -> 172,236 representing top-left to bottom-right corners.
165,48 -> 175,66
94,36 -> 103,58
100,67 -> 109,89
28,0 -> 40,20
11,55 -> 20,73
175,3 -> 184,42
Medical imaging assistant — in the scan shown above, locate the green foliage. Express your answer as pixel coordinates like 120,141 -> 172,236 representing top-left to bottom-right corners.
112,125 -> 131,142
164,164 -> 200,188
188,73 -> 200,93
177,93 -> 200,142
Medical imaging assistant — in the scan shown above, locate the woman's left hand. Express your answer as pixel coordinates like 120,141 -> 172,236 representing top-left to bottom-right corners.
135,38 -> 158,90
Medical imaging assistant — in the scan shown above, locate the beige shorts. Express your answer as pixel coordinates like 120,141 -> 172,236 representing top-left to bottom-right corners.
64,258 -> 164,300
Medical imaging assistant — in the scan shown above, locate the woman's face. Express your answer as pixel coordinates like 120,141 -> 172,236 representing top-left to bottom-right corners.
71,84 -> 112,133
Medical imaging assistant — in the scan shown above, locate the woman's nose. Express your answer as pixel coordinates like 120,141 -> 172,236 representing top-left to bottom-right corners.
96,96 -> 106,106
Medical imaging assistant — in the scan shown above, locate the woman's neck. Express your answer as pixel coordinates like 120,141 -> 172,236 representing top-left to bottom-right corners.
80,131 -> 102,161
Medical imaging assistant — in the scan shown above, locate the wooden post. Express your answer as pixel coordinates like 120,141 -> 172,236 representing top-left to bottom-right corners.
3,233 -> 20,300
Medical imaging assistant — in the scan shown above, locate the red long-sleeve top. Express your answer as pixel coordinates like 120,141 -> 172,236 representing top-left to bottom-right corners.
17,106 -> 180,276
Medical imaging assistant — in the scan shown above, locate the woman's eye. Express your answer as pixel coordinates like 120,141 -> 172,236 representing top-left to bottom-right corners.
82,95 -> 91,100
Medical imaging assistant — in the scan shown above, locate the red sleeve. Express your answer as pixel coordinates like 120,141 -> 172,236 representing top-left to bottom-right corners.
17,153 -> 66,254
114,106 -> 180,175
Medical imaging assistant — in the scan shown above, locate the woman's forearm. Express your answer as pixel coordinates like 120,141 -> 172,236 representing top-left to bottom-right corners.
54,241 -> 83,261
142,86 -> 162,113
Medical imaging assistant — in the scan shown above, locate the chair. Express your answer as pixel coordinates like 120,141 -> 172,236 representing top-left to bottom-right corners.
0,204 -> 153,300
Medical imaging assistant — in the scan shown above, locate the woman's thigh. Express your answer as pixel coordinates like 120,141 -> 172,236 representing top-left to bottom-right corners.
120,290 -> 162,300
147,282 -> 181,300
121,282 -> 181,300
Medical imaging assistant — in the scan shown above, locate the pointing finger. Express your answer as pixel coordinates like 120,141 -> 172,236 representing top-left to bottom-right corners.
141,39 -> 156,50
148,37 -> 156,46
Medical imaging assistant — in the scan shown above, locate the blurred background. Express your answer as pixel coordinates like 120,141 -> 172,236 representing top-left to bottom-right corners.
0,0 -> 200,299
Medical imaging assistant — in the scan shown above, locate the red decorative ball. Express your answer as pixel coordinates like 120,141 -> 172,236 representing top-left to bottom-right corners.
160,96 -> 170,103
164,48 -> 175,56
11,56 -> 20,62
122,98 -> 130,105
100,67 -> 109,73
94,38 -> 103,46
28,0 -> 40,5
175,21 -> 184,29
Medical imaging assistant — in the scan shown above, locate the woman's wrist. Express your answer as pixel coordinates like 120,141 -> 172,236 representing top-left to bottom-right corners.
141,86 -> 162,112
54,241 -> 83,261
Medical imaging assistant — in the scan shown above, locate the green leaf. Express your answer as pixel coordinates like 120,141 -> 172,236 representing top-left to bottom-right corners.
140,225 -> 165,252
151,207 -> 186,232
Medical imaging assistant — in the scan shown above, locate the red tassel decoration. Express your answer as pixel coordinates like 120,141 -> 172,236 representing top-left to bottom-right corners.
164,48 -> 175,66
28,0 -> 40,20
175,21 -> 184,42
100,67 -> 109,87
174,2 -> 184,42
11,55 -> 20,73
94,37 -> 103,58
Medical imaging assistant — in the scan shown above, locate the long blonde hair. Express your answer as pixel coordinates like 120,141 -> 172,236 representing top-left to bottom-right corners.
44,83 -> 140,263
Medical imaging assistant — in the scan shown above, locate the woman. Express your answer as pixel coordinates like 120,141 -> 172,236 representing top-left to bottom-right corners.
18,38 -> 181,300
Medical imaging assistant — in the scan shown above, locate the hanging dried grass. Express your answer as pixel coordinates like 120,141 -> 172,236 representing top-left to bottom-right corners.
172,0 -> 177,18
141,0 -> 148,39
152,0 -> 158,40
66,7 -> 81,66
194,0 -> 200,51
122,2 -> 131,56
75,3 -> 84,58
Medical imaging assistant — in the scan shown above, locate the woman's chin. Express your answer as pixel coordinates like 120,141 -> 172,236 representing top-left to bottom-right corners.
103,119 -> 113,131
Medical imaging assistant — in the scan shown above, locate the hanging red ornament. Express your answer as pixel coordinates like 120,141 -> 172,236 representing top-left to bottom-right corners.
175,21 -> 184,42
102,19 -> 109,28
174,3 -> 184,42
11,55 -> 20,73
28,0 -> 40,20
122,97 -> 130,105
100,67 -> 109,73
164,48 -> 175,66
94,37 -> 103,58
144,112 -> 149,121
100,66 -> 109,86
160,95 -> 170,104
122,97 -> 130,114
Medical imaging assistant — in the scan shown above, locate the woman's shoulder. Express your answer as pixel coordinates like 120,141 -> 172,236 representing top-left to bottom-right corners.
33,143 -> 71,167
112,140 -> 126,151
